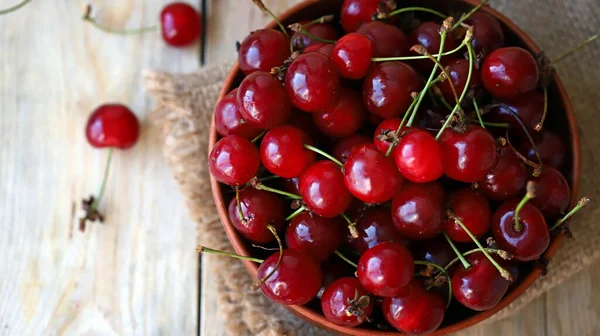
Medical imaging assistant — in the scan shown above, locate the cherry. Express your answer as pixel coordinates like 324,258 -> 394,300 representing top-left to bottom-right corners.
411,236 -> 455,267
285,212 -> 343,262
312,88 -> 367,138
382,279 -> 446,335
285,52 -> 341,113
214,88 -> 262,140
444,188 -> 491,243
285,111 -> 323,144
160,3 -> 202,47
344,143 -> 404,203
228,188 -> 285,244
332,33 -> 374,79
518,130 -> 567,169
356,207 -> 408,253
257,249 -> 322,305
237,71 -> 293,129
465,12 -> 505,54
394,128 -> 444,183
481,47 -> 539,99
391,182 -> 445,240
438,125 -> 497,182
278,177 -> 300,195
478,145 -> 528,201
357,242 -> 414,297
373,117 -> 403,155
486,91 -> 545,131
86,104 -> 140,149
321,277 -> 375,327
340,0 -> 394,33
304,43 -> 335,57
363,62 -> 422,118
319,257 -> 357,299
260,125 -> 316,178
531,167 -> 571,219
437,58 -> 482,104
291,23 -> 339,50
357,21 -> 409,58
299,161 -> 353,218
451,252 -> 510,311
332,134 -> 371,164
408,21 -> 458,72
208,135 -> 260,186
238,29 -> 291,75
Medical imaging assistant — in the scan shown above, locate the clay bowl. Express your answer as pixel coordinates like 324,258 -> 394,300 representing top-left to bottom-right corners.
209,0 -> 581,334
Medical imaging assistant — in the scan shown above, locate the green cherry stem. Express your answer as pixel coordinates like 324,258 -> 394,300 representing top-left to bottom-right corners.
423,51 -> 465,122
289,23 -> 336,44
450,0 -> 490,31
335,250 -> 358,268
251,130 -> 267,143
535,87 -> 548,132
442,232 -> 471,269
82,5 -> 158,35
436,91 -> 454,111
384,6 -> 447,20
304,144 -> 343,167
549,196 -> 592,231
483,121 -> 510,128
551,33 -> 599,64
514,181 -> 536,232
251,177 -> 302,199
473,98 -> 486,128
252,0 -> 289,39
342,213 -> 359,239
251,225 -> 283,290
196,246 -> 265,263
414,260 -> 452,308
371,40 -> 468,62
285,206 -> 305,222
0,0 -> 32,15
91,148 -> 114,210
444,248 -> 513,271
235,188 -> 246,223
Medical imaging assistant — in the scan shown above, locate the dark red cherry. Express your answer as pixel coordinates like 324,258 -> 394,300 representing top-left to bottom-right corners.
444,188 -> 491,243
260,125 -> 316,178
465,12 -> 505,54
394,128 -> 444,183
382,279 -> 446,335
408,21 -> 458,71
312,88 -> 367,138
357,21 -> 409,58
437,58 -> 482,104
363,62 -> 422,118
487,91 -> 544,131
291,23 -> 339,50
86,104 -> 140,149
411,236 -> 454,267
357,207 -> 408,253
319,257 -> 357,298
257,249 -> 322,305
519,130 -> 567,169
279,177 -> 300,195
228,188 -> 284,243
391,182 -> 445,240
373,117 -> 403,155
333,134 -> 371,164
344,144 -> 404,203
491,199 -> 550,261
286,212 -> 343,262
304,43 -> 335,57
438,125 -> 497,182
285,52 -> 341,113
322,277 -> 374,327
531,167 -> 571,219
238,29 -> 291,75
160,3 -> 201,47
452,252 -> 510,311
357,242 -> 414,297
414,106 -> 446,132
332,33 -> 373,79
237,71 -> 293,129
478,145 -> 528,201
286,111 -> 323,144
340,0 -> 394,33
299,161 -> 353,218
481,47 -> 539,99
214,88 -> 262,140
208,135 -> 260,186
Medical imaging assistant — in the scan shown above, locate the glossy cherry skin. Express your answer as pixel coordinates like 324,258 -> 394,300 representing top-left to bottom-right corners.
285,52 -> 341,113
312,88 -> 367,138
86,104 -> 140,149
357,207 -> 408,253
444,188 -> 492,243
285,212 -> 343,262
478,146 -> 528,201
519,130 -> 567,169
357,21 -> 408,58
238,29 -> 291,75
411,236 -> 454,267
322,277 -> 375,327
363,62 -> 422,119
160,3 -> 201,47
304,43 -> 335,57
391,182 -> 445,240
260,125 -> 315,178
214,88 -> 262,140
291,23 -> 339,50
487,91 -> 544,131
357,242 -> 414,297
373,117 -> 403,155
408,21 -> 458,71
437,58 -> 482,104
299,161 -> 353,218
237,71 -> 293,129
394,128 -> 444,183
492,199 -> 550,261
531,167 -> 571,219
208,135 -> 260,186
481,47 -> 539,99
333,134 -> 371,164
332,33 -> 373,79
344,144 -> 404,204
228,188 -> 284,244
285,111 -> 323,144
258,249 -> 322,305
451,252 -> 510,311
340,0 -> 394,32
382,279 -> 446,336
465,12 -> 505,54
438,125 -> 497,182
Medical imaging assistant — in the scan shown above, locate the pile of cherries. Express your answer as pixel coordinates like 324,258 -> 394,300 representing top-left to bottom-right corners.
204,0 -> 591,334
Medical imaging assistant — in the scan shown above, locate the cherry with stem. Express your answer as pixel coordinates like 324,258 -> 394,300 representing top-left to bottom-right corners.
513,181 -> 536,232
285,206 -> 306,222
0,0 -> 32,15
450,0 -> 490,31
414,260 -> 453,308
304,144 -> 343,167
334,250 -> 358,268
251,177 -> 302,200
443,248 -> 513,271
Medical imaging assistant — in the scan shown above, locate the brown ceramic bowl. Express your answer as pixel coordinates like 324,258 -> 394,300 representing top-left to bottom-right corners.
209,0 -> 581,334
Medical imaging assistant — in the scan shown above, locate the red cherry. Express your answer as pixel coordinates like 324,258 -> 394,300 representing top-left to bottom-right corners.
237,71 -> 293,129
260,125 -> 316,178
344,144 -> 404,203
363,62 -> 422,118
321,277 -> 374,327
258,249 -> 322,305
357,21 -> 409,58
531,167 -> 571,219
214,88 -> 262,140
408,21 -> 458,71
319,257 -> 357,298
86,104 -> 140,149
238,29 -> 291,75
312,88 -> 367,138
208,135 -> 260,186
487,91 -> 544,131
299,161 -> 353,218
518,130 -> 567,170
332,134 -> 371,164
285,111 -> 323,144
340,0 -> 394,32
437,58 -> 482,104
356,207 -> 408,253
465,12 -> 505,54
481,47 -> 539,99
332,33 -> 373,79
228,188 -> 284,244
304,43 -> 335,57
438,125 -> 497,182
357,242 -> 414,297
394,128 -> 444,183
452,252 -> 510,311
411,236 -> 455,267
286,212 -> 343,262
160,3 -> 201,47
478,145 -> 528,201
382,279 -> 446,335
373,117 -> 403,155
444,188 -> 492,243
391,182 -> 445,240
291,23 -> 339,50
285,52 -> 341,113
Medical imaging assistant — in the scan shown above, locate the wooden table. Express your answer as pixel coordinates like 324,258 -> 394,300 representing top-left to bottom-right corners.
1,1 -> 598,335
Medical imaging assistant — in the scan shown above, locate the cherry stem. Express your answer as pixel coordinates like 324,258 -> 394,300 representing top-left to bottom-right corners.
450,0 -> 490,31
535,87 -> 548,132
483,121 -> 510,128
304,144 -> 343,167
550,196 -> 592,231
473,98 -> 485,129
424,51 -> 465,122
334,250 -> 357,268
251,130 -> 266,143
252,0 -> 289,39
289,24 -> 336,44
235,188 -> 246,223
444,248 -> 513,271
371,39 -> 468,62
414,260 -> 452,308
258,175 -> 279,182
82,5 -> 158,35
385,6 -> 447,20
504,126 -> 543,175
285,206 -> 305,222
0,0 -> 32,15
304,14 -> 335,27
551,33 -> 599,64
91,148 -> 114,210
252,178 -> 302,199
437,92 -> 454,111
196,246 -> 264,263
251,225 -> 283,290
342,213 -> 359,239
442,232 -> 471,269
514,181 -> 536,232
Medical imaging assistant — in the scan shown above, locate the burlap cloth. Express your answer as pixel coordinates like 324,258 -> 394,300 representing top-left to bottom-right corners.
144,1 -> 599,334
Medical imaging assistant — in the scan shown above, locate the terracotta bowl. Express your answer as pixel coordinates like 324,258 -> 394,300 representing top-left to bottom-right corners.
209,0 -> 581,334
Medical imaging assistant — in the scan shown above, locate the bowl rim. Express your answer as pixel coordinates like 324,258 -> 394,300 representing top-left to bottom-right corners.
208,1 -> 581,334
